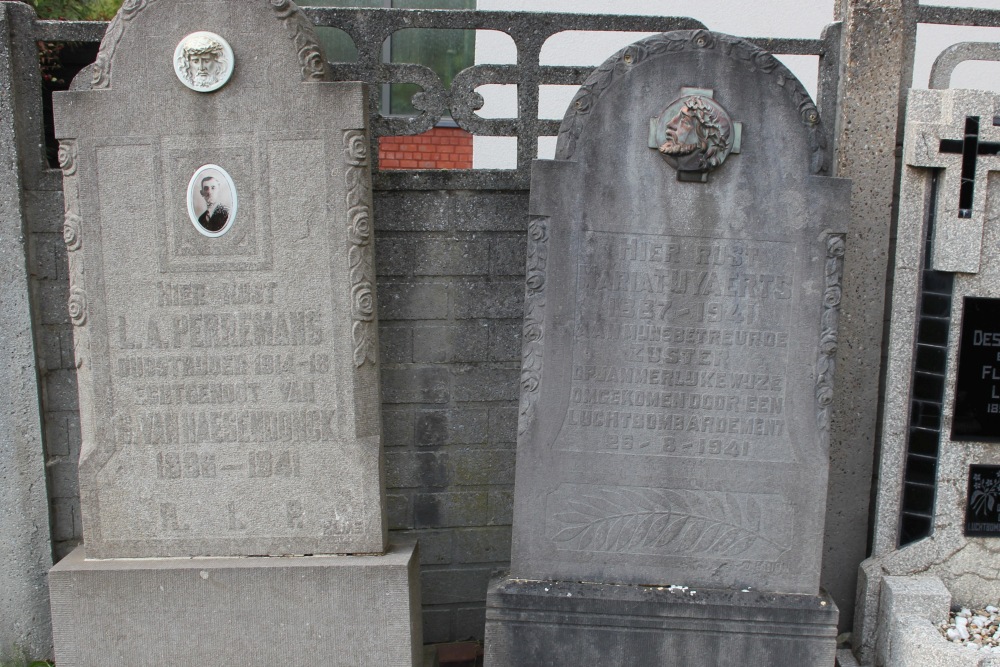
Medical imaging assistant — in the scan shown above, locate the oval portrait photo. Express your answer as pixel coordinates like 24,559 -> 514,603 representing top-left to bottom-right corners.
186,165 -> 237,237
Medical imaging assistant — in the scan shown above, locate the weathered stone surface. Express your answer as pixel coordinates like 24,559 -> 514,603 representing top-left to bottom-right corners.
856,88 -> 1000,666
52,0 -> 386,558
508,30 -> 849,595
0,2 -> 53,660
827,0 -> 908,631
876,576 -> 951,666
902,89 -> 1000,274
888,617 -> 996,667
49,543 -> 422,667
484,577 -> 838,667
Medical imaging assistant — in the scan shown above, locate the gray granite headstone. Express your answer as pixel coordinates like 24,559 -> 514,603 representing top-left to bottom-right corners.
486,33 -> 850,665
510,30 -> 850,595
48,2 -> 421,665
53,0 -> 385,559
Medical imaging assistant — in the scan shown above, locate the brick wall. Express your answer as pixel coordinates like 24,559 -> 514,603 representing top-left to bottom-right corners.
379,127 -> 473,170
375,190 -> 527,642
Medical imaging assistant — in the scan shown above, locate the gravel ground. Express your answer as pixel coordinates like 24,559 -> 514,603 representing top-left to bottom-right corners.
939,605 -> 1000,653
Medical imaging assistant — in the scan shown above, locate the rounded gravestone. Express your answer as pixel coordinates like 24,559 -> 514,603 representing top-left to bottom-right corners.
511,30 -> 848,596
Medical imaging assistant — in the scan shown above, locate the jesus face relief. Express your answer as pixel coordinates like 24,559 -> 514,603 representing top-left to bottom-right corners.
187,50 -> 223,87
174,32 -> 234,93
660,105 -> 701,157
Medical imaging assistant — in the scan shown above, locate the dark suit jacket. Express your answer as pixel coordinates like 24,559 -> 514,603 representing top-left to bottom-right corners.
198,205 -> 229,232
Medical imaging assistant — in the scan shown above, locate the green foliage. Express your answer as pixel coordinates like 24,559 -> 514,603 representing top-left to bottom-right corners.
27,0 -> 122,20
0,645 -> 54,667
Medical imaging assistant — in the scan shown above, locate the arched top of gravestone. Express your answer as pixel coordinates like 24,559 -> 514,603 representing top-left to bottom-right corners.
84,0 -> 329,93
554,29 -> 827,176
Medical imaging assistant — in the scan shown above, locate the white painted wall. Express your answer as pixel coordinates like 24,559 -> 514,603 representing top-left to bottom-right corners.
468,0 -> 1000,168
471,0 -> 833,168
913,0 -> 1000,92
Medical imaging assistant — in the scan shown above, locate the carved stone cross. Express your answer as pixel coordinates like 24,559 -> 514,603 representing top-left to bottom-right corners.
904,89 -> 1000,273
938,115 -> 1000,219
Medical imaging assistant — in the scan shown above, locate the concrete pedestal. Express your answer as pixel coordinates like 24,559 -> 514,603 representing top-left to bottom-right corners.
49,543 -> 421,667
484,576 -> 838,667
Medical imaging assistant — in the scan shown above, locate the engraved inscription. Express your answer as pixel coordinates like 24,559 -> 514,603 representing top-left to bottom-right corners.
558,232 -> 792,461
102,272 -> 351,540
115,310 -> 324,349
160,503 -> 189,532
156,451 -> 217,479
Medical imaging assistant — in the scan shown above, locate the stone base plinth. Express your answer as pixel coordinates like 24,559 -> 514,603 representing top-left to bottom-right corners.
49,543 -> 421,667
484,576 -> 838,667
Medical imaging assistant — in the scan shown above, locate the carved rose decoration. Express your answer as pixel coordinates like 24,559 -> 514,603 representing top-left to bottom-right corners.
63,214 -> 82,251
299,45 -> 325,80
68,287 -> 88,327
823,286 -> 842,308
345,132 -> 368,163
528,220 -> 548,242
58,142 -> 77,175
827,236 -> 846,257
526,270 -> 545,292
349,206 -> 372,246
352,282 -> 375,322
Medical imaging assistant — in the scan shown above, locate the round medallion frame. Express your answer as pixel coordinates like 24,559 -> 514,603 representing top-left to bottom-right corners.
173,31 -> 235,93
650,90 -> 738,177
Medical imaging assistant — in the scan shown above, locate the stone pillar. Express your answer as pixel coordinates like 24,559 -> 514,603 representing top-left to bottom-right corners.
824,0 -> 911,630
0,1 -> 54,661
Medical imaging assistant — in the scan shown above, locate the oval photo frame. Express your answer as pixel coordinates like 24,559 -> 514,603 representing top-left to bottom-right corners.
187,165 -> 238,238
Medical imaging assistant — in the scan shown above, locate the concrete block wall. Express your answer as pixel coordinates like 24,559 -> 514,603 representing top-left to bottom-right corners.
379,127 -> 474,170
374,189 -> 526,642
22,183 -> 529,644
25,186 -> 83,562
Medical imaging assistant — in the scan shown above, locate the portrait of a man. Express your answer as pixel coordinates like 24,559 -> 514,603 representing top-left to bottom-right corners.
658,95 -> 732,172
173,31 -> 234,92
186,165 -> 237,237
197,176 -> 229,232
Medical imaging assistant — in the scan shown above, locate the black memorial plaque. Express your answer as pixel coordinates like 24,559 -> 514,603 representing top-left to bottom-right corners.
952,297 -> 1000,441
966,464 -> 1000,536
